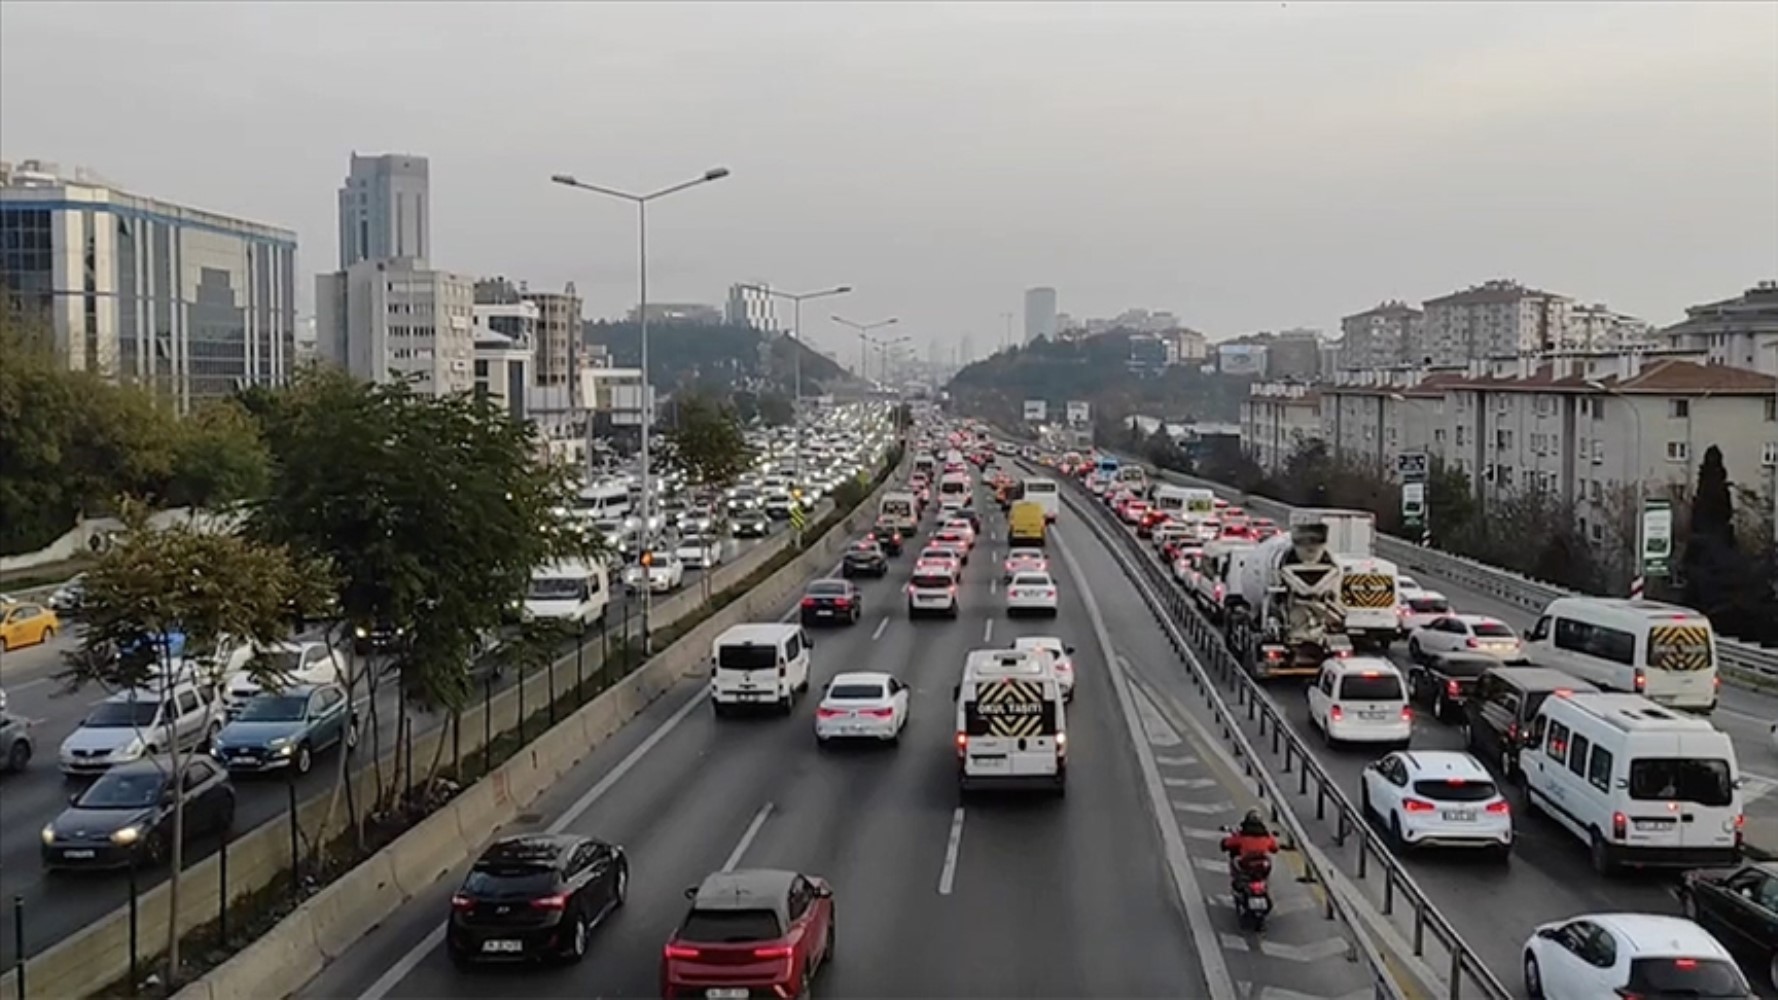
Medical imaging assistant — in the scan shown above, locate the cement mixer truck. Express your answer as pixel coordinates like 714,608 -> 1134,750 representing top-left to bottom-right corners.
1223,520 -> 1354,680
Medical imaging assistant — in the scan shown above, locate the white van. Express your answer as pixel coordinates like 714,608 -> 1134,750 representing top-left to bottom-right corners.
1527,598 -> 1719,713
710,622 -> 813,716
937,473 -> 972,512
523,559 -> 610,631
954,648 -> 1066,795
1521,692 -> 1742,873
1021,477 -> 1059,522
570,481 -> 632,522
878,491 -> 919,534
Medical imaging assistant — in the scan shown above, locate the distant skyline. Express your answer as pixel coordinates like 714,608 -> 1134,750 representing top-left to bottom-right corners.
3,1 -> 1773,363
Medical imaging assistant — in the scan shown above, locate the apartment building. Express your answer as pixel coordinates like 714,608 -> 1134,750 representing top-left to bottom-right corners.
1239,382 -> 1323,473
315,257 -> 475,396
1568,303 -> 1654,353
1421,280 -> 1572,365
1339,301 -> 1423,370
1319,374 -> 1462,477
1661,280 -> 1778,375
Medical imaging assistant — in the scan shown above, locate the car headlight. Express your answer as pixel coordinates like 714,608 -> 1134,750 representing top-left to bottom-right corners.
113,739 -> 145,761
111,826 -> 140,846
267,736 -> 290,750
41,825 -> 56,845
354,625 -> 369,638
274,743 -> 294,757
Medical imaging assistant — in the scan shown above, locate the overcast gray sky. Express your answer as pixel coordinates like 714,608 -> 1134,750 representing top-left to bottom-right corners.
3,1 -> 1775,361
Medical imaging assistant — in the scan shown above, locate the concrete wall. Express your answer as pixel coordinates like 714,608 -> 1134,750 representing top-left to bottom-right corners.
0,462 -> 899,1000
0,507 -> 241,576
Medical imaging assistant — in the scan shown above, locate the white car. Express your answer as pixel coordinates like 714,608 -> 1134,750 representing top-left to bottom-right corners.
941,518 -> 977,549
1397,575 -> 1425,600
675,535 -> 724,570
907,566 -> 960,619
1359,750 -> 1511,860
1307,656 -> 1412,748
1002,548 -> 1048,582
1006,572 -> 1059,617
1013,636 -> 1076,701
625,554 -> 686,593
1399,591 -> 1452,632
1171,549 -> 1203,586
1408,614 -> 1527,664
814,672 -> 909,745
222,640 -> 343,715
1521,913 -> 1753,1000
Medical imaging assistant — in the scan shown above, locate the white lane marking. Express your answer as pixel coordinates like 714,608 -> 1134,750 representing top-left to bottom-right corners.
1173,800 -> 1235,815
1154,753 -> 1201,766
937,806 -> 966,895
871,617 -> 889,641
989,579 -> 998,595
5,677 -> 49,694
1164,776 -> 1219,790
982,617 -> 994,644
1052,527 -> 1237,1000
723,802 -> 774,872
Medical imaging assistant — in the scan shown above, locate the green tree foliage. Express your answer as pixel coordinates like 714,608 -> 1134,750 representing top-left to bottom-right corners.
1681,447 -> 1775,641
584,321 -> 848,397
757,391 -> 795,427
59,499 -> 330,980
165,399 -> 271,510
664,392 -> 755,498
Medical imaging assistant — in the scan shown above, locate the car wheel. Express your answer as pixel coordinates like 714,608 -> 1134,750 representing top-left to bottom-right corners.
1389,813 -> 1407,851
1523,952 -> 1544,1000
40,625 -> 56,643
614,862 -> 629,906
142,830 -> 170,867
1360,782 -> 1373,820
204,723 -> 223,754
1767,951 -> 1776,994
6,739 -> 30,771
1408,638 -> 1422,661
1589,830 -> 1615,875
294,743 -> 313,776
1433,692 -> 1448,721
825,918 -> 835,966
561,912 -> 589,964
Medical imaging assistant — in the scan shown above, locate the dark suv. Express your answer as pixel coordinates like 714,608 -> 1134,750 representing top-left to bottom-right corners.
1462,667 -> 1598,780
447,834 -> 628,967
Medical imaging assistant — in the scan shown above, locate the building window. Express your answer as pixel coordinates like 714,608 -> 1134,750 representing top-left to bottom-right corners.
1590,521 -> 1604,543
1764,397 -> 1776,422
1762,442 -> 1778,468
1668,399 -> 1689,419
1592,440 -> 1604,465
1589,479 -> 1601,502
1665,441 -> 1690,463
1590,398 -> 1604,420
1433,428 -> 1446,445
1495,429 -> 1513,449
1456,426 -> 1466,446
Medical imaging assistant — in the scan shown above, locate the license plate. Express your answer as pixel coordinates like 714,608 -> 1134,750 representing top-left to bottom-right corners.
1634,818 -> 1675,831
817,609 -> 834,616
1247,897 -> 1270,912
62,849 -> 95,859
1360,710 -> 1387,720
481,939 -> 523,954
1441,810 -> 1476,822
706,990 -> 749,1000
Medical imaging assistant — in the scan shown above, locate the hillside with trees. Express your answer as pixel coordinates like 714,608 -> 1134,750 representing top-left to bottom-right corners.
584,320 -> 850,400
948,330 -> 1252,431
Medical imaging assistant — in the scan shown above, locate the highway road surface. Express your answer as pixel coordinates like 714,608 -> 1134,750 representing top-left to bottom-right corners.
0,529 -> 776,969
290,477 -> 1380,1000
1075,478 -> 1778,997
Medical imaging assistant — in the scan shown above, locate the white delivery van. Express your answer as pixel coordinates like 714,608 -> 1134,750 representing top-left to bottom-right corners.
878,491 -> 920,534
1521,692 -> 1742,873
570,480 -> 632,522
937,473 -> 972,512
523,559 -> 610,631
1154,485 -> 1214,518
1021,477 -> 1060,522
1527,598 -> 1719,713
709,622 -> 813,716
954,648 -> 1066,796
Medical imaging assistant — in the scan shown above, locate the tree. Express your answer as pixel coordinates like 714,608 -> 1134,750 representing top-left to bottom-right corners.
663,393 -> 755,604
165,399 -> 271,511
248,369 -> 597,835
59,500 -> 330,983
757,391 -> 795,427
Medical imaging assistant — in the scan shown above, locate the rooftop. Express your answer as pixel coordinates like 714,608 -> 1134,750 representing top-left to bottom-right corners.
1423,280 -> 1565,308
1439,358 -> 1774,396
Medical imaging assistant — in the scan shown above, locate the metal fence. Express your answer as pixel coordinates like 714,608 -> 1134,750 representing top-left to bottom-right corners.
1059,474 -> 1513,1000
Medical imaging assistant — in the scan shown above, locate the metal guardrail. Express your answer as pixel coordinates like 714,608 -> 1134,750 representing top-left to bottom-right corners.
1123,461 -> 1778,686
1058,472 -> 1513,1000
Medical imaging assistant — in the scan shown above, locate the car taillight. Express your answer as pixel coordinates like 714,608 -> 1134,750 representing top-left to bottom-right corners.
949,584 -> 958,594
1248,881 -> 1266,894
1633,669 -> 1646,691
450,894 -> 475,912
1446,679 -> 1460,698
1464,637 -> 1479,649
663,944 -> 701,960
816,707 -> 844,719
955,732 -> 968,755
1213,583 -> 1224,600
1044,589 -> 1056,598
1485,800 -> 1510,814
1734,813 -> 1745,849
801,597 -> 816,607
1612,810 -> 1627,840
1402,799 -> 1436,813
860,707 -> 894,719
530,892 -> 569,910
1400,706 -> 1413,721
833,597 -> 851,608
753,945 -> 794,959
1329,705 -> 1344,721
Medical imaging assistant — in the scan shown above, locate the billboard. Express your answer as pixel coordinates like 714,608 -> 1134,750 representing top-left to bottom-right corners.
1066,401 -> 1090,425
1217,343 -> 1268,377
1023,399 -> 1048,422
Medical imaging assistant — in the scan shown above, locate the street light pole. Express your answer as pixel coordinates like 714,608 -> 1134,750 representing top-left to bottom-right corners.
832,315 -> 898,380
551,166 -> 730,653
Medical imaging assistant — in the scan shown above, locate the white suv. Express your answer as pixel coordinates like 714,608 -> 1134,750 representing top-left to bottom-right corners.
1360,750 -> 1511,860
59,681 -> 221,776
907,566 -> 960,619
1522,913 -> 1754,1000
1307,656 -> 1412,748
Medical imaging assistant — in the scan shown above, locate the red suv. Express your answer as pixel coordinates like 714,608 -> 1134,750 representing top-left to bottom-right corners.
661,869 -> 835,999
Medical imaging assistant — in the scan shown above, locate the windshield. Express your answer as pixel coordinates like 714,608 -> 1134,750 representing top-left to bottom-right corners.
718,645 -> 778,671
259,649 -> 305,673
1338,675 -> 1405,701
1624,958 -> 1748,997
1012,574 -> 1051,587
1628,758 -> 1734,806
463,865 -> 558,898
678,909 -> 782,944
807,582 -> 848,596
829,683 -> 886,700
1472,622 -> 1515,638
1026,481 -> 1056,494
528,576 -> 586,600
75,769 -> 167,809
1408,597 -> 1450,613
911,574 -> 953,589
236,695 -> 308,722
1412,779 -> 1498,803
85,701 -> 160,728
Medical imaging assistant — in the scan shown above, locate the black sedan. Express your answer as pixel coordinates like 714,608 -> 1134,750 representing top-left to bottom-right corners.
842,540 -> 889,578
800,579 -> 862,626
42,756 -> 235,870
1405,651 -> 1497,722
447,834 -> 628,966
1678,862 -> 1778,991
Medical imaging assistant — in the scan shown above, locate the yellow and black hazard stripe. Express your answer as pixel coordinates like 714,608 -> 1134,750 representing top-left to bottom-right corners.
1343,574 -> 1396,609
1647,625 -> 1712,672
974,679 -> 1047,737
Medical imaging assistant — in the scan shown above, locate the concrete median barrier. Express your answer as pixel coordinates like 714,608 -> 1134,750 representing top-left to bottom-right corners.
38,457 -> 905,1000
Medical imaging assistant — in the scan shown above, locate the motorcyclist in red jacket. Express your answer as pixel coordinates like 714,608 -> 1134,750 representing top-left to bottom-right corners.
1222,810 -> 1281,862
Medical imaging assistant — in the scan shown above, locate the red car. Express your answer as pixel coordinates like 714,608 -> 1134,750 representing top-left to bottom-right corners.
661,869 -> 835,999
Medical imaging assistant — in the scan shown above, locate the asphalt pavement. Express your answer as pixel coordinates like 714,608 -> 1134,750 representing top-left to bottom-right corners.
0,530 -> 773,969
1078,483 -> 1778,997
294,485 -> 1221,999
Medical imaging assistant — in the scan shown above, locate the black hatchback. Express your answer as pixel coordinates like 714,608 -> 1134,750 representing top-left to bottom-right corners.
42,756 -> 235,871
447,834 -> 628,967
800,579 -> 862,626
842,540 -> 889,578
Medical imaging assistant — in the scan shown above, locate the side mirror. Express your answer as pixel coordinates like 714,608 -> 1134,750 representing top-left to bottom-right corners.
952,684 -> 961,700
1065,645 -> 1077,655
1535,927 -> 1558,941
69,792 -> 81,805
814,883 -> 833,898
683,886 -> 698,900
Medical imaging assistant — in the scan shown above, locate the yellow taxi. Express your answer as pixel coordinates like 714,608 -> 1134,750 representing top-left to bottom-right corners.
0,601 -> 59,652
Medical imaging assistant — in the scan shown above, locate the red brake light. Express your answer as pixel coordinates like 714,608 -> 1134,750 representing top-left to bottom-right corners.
955,732 -> 968,755
860,707 -> 894,719
530,893 -> 569,910
1329,705 -> 1344,721
1400,706 -> 1413,721
801,597 -> 816,607
1485,800 -> 1511,814
450,894 -> 475,912
1248,881 -> 1266,894
1360,670 -> 1381,678
1633,670 -> 1647,691
1402,799 -> 1436,813
816,707 -> 844,719
833,597 -> 851,608
1612,810 -> 1627,840
1673,959 -> 1697,970
663,944 -> 701,960
1553,689 -> 1572,698
1446,679 -> 1460,698
753,945 -> 795,959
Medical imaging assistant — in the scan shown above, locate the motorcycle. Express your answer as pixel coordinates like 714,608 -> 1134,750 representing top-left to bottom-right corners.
1226,848 -> 1274,931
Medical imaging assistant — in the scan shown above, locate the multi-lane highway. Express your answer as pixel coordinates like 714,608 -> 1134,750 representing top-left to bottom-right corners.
1071,470 -> 1778,996
285,475 -> 1387,1000
0,529 -> 776,969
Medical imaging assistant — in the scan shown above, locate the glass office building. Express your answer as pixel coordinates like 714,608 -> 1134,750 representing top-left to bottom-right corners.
0,160 -> 298,411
